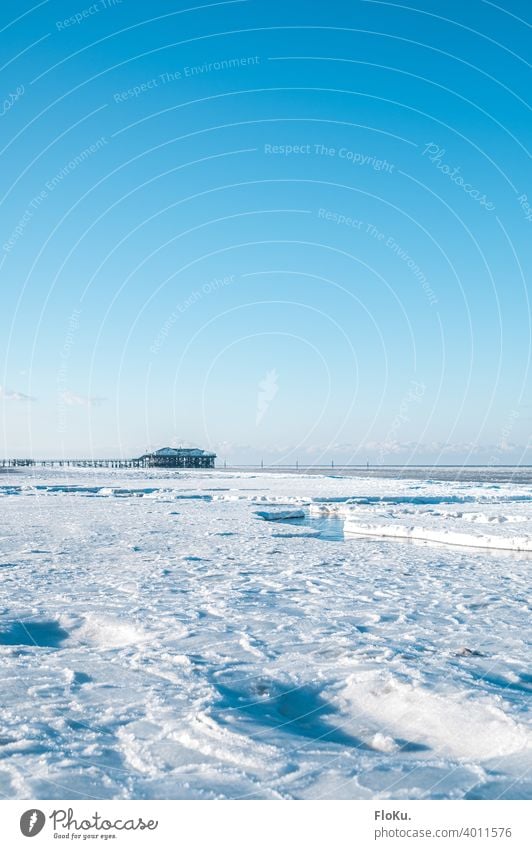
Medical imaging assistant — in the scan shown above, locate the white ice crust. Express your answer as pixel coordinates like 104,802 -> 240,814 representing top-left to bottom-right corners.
0,467 -> 530,800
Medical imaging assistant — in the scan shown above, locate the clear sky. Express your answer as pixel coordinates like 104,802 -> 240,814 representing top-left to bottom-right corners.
1,0 -> 531,464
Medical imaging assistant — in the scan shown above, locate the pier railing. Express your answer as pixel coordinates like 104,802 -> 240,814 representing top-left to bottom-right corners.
1,458 -> 148,468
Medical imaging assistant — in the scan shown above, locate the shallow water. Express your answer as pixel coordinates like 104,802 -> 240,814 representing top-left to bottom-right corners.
282,513 -> 345,541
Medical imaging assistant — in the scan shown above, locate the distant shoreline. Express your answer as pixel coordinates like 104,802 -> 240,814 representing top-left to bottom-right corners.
221,465 -> 532,484
5,463 -> 531,485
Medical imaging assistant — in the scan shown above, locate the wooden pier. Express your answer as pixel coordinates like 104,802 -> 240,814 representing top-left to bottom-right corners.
1,447 -> 217,470
1,458 -> 149,469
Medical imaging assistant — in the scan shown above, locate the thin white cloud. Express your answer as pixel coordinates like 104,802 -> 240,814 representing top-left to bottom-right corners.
60,391 -> 106,408
0,385 -> 35,401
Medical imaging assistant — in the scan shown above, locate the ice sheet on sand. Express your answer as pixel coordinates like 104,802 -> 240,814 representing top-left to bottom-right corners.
343,519 -> 532,551
311,499 -> 532,551
255,509 -> 305,521
337,671 -> 532,761
0,466 -> 531,800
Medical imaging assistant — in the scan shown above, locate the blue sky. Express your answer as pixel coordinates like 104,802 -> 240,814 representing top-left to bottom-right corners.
1,0 -> 531,463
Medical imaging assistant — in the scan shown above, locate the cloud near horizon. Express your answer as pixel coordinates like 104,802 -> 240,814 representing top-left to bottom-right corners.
60,391 -> 107,408
0,386 -> 35,402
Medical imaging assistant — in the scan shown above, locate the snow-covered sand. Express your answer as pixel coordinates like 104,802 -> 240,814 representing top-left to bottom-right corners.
0,468 -> 530,800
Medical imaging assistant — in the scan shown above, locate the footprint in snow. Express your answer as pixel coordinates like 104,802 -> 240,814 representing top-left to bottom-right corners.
70,671 -> 92,689
455,647 -> 486,657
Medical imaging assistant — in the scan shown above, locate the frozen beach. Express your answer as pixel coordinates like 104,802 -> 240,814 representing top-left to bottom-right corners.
0,468 -> 531,800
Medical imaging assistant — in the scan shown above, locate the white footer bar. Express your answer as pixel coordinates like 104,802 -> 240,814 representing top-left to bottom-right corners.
2,799 -> 529,848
